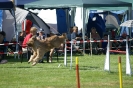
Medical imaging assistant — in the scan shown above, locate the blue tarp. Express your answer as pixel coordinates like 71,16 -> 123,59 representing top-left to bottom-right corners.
56,9 -> 67,34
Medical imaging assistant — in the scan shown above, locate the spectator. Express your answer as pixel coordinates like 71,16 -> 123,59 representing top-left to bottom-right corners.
67,27 -> 73,41
18,31 -> 26,51
70,26 -> 83,54
22,27 -> 37,59
90,27 -> 101,40
71,26 -> 82,40
37,29 -> 45,40
119,32 -> 127,51
90,27 -> 102,54
37,29 -> 46,63
0,31 -> 8,64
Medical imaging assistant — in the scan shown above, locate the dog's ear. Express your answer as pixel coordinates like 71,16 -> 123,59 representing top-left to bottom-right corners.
62,33 -> 67,39
32,35 -> 37,40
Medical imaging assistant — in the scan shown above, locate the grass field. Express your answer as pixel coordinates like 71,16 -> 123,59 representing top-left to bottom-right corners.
0,53 -> 133,88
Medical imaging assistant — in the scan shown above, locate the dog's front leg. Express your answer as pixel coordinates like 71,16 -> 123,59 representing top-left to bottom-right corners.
28,51 -> 37,63
32,49 -> 45,66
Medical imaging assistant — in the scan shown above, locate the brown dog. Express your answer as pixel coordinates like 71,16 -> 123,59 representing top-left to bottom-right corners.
27,33 -> 67,66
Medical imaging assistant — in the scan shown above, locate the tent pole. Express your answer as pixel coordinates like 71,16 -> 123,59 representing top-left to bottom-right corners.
24,19 -> 27,31
65,9 -> 70,33
81,7 -> 86,54
128,7 -> 132,38
11,9 -> 18,58
128,6 -> 132,55
70,7 -> 76,27
85,9 -> 89,26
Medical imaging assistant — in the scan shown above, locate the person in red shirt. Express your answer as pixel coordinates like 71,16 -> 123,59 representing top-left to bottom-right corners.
22,27 -> 37,59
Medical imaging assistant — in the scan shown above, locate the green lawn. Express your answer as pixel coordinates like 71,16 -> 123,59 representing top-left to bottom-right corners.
0,54 -> 133,88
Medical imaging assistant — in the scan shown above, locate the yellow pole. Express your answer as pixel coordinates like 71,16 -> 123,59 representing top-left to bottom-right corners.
118,56 -> 123,88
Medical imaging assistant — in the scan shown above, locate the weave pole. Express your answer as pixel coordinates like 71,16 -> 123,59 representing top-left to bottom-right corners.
76,57 -> 80,88
70,40 -> 73,69
104,36 -> 132,75
64,40 -> 67,66
104,35 -> 110,72
118,56 -> 123,88
90,33 -> 92,56
125,36 -> 132,76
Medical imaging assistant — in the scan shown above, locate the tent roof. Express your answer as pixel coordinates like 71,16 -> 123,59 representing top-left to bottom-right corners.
16,0 -> 132,9
0,0 -> 14,9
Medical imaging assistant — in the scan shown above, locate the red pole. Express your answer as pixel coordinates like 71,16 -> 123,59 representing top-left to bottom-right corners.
76,57 -> 80,88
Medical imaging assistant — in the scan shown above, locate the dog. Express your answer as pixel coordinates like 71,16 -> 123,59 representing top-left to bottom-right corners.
27,33 -> 67,66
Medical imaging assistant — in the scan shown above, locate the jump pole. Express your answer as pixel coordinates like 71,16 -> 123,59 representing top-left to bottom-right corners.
118,56 -> 123,88
76,57 -> 80,88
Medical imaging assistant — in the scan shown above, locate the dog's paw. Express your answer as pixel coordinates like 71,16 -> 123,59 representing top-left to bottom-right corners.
32,62 -> 37,66
28,60 -> 31,63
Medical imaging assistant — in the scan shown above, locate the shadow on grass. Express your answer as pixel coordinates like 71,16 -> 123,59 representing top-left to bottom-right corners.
80,66 -> 99,70
0,66 -> 32,68
73,66 -> 100,70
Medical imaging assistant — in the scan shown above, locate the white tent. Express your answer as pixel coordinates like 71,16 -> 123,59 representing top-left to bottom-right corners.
105,15 -> 120,29
38,9 -> 58,34
2,7 -> 50,42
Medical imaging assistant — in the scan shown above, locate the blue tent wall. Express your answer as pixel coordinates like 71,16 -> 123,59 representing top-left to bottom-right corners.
0,10 -> 2,31
56,9 -> 67,34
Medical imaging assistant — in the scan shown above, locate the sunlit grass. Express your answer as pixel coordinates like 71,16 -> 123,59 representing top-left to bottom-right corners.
0,54 -> 133,88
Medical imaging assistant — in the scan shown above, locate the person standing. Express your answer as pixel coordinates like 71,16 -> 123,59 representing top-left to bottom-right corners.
37,29 -> 46,63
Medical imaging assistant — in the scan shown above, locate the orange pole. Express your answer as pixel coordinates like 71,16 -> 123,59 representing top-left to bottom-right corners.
76,57 -> 80,88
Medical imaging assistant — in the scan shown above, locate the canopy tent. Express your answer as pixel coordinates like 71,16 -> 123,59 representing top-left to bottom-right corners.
16,0 -> 132,32
16,0 -> 132,54
86,11 -> 125,38
0,0 -> 17,41
0,0 -> 14,10
0,0 -> 14,31
16,0 -> 132,28
16,0 -> 131,9
37,9 -> 64,34
2,7 -> 50,41
119,0 -> 133,8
